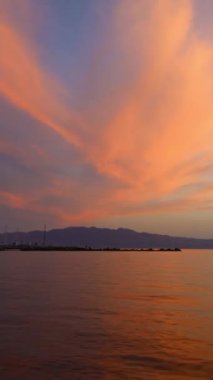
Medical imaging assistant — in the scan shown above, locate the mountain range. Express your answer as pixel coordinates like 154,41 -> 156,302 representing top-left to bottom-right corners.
1,226 -> 213,249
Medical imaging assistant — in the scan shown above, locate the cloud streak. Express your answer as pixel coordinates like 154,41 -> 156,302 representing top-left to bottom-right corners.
0,0 -> 212,235
0,6 -> 85,149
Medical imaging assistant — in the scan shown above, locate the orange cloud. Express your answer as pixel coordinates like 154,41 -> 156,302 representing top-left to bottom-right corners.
0,191 -> 27,209
0,6 -> 86,149
0,0 -> 212,229
83,0 -> 213,215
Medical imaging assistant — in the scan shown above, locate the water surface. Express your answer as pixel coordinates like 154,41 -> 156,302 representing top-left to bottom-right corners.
0,249 -> 212,379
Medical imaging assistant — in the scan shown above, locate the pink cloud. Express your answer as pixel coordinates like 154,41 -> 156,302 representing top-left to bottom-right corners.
0,191 -> 27,209
0,0 -> 212,228
0,10 -> 86,148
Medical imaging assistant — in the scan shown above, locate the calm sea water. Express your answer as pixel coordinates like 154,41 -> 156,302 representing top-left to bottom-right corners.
0,249 -> 212,380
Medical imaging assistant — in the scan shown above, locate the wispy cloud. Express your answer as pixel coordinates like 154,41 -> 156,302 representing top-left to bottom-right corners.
0,2 -> 85,148
0,0 -> 212,234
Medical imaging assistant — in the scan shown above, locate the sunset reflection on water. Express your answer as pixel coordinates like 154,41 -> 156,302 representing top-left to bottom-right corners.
0,250 -> 212,379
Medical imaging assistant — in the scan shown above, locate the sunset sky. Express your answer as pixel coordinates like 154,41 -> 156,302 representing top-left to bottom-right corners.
0,0 -> 212,237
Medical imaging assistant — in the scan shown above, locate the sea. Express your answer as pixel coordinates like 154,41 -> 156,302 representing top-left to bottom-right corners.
0,249 -> 212,380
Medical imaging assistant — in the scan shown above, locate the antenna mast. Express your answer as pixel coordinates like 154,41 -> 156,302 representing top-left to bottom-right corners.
42,224 -> 47,247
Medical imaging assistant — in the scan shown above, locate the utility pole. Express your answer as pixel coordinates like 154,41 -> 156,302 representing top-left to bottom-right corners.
4,224 -> 8,246
42,224 -> 47,247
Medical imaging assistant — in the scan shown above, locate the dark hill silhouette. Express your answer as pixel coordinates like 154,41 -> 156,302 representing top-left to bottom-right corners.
0,226 -> 212,249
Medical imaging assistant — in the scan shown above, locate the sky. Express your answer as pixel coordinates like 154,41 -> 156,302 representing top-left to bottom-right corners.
0,0 -> 212,238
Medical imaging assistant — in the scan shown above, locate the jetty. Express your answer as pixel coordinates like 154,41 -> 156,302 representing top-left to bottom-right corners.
0,244 -> 181,252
